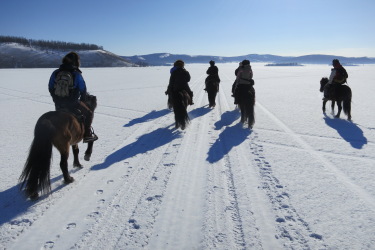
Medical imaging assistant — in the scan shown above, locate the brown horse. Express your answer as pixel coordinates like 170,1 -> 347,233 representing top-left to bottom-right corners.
19,94 -> 97,200
320,77 -> 352,120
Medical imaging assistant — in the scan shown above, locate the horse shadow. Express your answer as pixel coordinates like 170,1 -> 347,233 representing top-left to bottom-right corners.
324,116 -> 367,149
0,168 -> 80,226
207,123 -> 251,163
214,110 -> 241,130
124,109 -> 170,127
91,126 -> 181,170
189,105 -> 212,120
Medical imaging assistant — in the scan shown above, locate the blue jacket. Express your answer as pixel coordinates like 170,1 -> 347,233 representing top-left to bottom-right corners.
48,64 -> 87,104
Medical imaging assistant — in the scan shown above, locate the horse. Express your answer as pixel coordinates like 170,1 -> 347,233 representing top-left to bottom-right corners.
170,90 -> 191,130
236,85 -> 255,128
205,78 -> 219,108
320,77 -> 352,120
19,94 -> 97,200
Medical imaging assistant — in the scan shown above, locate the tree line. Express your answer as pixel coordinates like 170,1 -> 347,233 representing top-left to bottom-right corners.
0,35 -> 103,51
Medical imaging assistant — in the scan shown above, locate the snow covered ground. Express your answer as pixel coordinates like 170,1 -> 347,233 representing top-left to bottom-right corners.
1,63 -> 375,249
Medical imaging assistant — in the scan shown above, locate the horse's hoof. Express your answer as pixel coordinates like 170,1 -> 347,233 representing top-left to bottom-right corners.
84,154 -> 91,161
74,162 -> 83,168
64,177 -> 75,184
29,192 -> 39,201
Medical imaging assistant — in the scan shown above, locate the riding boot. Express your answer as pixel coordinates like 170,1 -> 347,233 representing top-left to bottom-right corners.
81,106 -> 98,143
189,90 -> 194,105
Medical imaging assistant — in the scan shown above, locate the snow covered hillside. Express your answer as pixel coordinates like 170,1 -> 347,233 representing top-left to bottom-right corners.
0,63 -> 374,249
0,43 -> 133,68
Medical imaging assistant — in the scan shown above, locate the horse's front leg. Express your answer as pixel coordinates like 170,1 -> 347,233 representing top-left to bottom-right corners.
60,153 -> 74,183
335,101 -> 342,118
331,100 -> 335,112
322,100 -> 327,113
84,141 -> 94,161
72,144 -> 82,167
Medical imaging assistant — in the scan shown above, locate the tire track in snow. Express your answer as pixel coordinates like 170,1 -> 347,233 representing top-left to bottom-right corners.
257,102 -> 375,210
202,81 -> 261,249
72,76 -> 208,249
217,72 -> 327,249
70,115 -> 181,249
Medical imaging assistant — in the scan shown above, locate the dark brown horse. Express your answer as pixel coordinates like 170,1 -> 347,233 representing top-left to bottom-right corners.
19,94 -> 97,200
170,90 -> 191,130
205,78 -> 219,108
236,85 -> 255,128
320,77 -> 352,120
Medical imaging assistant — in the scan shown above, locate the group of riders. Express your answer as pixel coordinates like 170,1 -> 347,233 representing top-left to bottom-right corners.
48,52 -> 348,141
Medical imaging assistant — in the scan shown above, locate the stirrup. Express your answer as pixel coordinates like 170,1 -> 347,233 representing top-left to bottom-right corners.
83,128 -> 98,143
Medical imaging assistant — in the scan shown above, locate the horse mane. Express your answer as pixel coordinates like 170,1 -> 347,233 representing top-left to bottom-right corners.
84,92 -> 97,111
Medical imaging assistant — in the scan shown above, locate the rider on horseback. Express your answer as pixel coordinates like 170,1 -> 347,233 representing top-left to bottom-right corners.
48,52 -> 98,143
165,60 -> 194,105
233,60 -> 254,104
205,60 -> 220,91
324,59 -> 348,100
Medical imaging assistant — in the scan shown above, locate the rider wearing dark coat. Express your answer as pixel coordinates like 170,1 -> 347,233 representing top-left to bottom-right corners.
205,60 -> 220,91
166,60 -> 194,105
324,59 -> 348,99
48,52 -> 98,143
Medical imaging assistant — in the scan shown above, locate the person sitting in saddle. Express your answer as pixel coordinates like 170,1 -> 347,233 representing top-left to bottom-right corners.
48,52 -> 98,143
233,59 -> 254,104
205,60 -> 220,91
165,60 -> 194,105
324,59 -> 348,100
231,62 -> 242,97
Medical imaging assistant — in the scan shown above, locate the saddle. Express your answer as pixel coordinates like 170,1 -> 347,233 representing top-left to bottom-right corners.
55,104 -> 85,123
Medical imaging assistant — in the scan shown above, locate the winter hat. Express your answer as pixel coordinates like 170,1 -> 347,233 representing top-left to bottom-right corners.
242,59 -> 250,66
209,60 -> 215,66
174,60 -> 184,68
332,59 -> 340,66
63,52 -> 80,67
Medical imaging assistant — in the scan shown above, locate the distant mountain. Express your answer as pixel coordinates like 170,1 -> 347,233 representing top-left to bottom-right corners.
0,43 -> 133,68
123,53 -> 375,66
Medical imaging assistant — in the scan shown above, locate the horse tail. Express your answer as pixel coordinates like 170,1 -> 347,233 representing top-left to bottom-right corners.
343,99 -> 351,117
19,116 -> 55,199
173,91 -> 190,129
343,86 -> 352,117
248,89 -> 255,128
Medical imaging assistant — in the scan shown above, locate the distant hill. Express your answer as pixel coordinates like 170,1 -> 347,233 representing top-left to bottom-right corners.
123,53 -> 375,66
0,42 -> 133,68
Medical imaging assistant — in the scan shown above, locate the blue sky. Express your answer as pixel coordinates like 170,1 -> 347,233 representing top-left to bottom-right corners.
1,0 -> 374,57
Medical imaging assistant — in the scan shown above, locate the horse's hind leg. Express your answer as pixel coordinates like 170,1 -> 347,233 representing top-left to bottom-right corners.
335,101 -> 342,118
72,145 -> 82,167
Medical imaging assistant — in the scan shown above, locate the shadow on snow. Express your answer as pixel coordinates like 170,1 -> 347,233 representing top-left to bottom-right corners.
91,126 -> 182,170
123,109 -> 170,127
0,168 -> 81,226
188,105 -> 212,120
324,116 -> 367,149
207,116 -> 251,164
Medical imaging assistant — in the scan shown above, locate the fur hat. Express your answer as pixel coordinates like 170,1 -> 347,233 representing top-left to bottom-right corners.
63,52 -> 80,67
209,60 -> 215,66
174,60 -> 184,67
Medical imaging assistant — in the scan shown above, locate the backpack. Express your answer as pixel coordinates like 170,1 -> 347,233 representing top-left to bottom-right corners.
54,71 -> 74,97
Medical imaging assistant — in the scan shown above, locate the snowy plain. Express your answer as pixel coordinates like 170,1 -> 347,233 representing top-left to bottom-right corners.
0,63 -> 375,249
